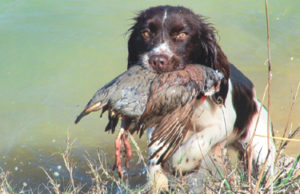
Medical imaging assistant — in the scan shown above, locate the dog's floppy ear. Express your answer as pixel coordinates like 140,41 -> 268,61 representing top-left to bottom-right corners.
196,19 -> 218,70
194,16 -> 231,103
127,26 -> 140,69
127,12 -> 147,70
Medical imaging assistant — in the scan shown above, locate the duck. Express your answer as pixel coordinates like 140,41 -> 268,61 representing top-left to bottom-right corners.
75,64 -> 223,177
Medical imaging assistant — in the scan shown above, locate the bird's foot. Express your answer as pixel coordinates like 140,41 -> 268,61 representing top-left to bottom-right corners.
113,126 -> 132,178
122,133 -> 132,168
114,135 -> 124,178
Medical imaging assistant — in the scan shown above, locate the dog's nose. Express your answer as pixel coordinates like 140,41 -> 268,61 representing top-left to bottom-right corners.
149,55 -> 169,71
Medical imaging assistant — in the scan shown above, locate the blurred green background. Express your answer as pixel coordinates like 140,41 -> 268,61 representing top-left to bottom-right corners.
0,0 -> 299,191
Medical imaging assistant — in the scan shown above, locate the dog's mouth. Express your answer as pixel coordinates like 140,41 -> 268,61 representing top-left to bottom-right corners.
141,53 -> 185,73
154,55 -> 185,73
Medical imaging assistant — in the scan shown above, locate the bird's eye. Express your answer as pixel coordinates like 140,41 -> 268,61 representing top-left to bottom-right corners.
176,32 -> 188,40
142,29 -> 151,38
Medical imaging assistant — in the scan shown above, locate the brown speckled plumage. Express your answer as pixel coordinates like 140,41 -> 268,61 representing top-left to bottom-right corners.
138,65 -> 223,163
75,64 -> 223,172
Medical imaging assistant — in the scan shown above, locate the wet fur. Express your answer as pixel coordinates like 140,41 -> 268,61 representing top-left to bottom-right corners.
127,5 -> 275,190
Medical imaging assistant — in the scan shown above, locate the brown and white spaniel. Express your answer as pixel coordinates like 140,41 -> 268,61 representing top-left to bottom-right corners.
126,5 -> 276,189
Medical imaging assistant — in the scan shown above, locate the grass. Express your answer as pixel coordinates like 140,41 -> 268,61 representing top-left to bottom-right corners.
41,77 -> 299,194
1,81 -> 298,193
0,127 -> 299,193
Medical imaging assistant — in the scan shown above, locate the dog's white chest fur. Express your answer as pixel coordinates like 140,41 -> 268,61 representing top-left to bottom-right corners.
169,81 -> 236,172
147,81 -> 237,173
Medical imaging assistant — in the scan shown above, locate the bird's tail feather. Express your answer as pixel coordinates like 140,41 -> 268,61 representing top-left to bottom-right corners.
74,102 -> 105,124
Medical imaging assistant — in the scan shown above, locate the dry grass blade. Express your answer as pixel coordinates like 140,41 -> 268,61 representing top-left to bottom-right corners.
85,152 -> 104,193
247,83 -> 268,193
127,133 -> 150,175
264,0 -> 274,192
280,127 -> 300,150
254,151 -> 270,194
264,0 -> 272,152
41,167 -> 60,194
263,127 -> 300,192
95,151 -> 130,192
0,171 -> 12,194
274,81 -> 300,166
41,133 -> 85,194
255,134 -> 300,142
61,135 -> 76,191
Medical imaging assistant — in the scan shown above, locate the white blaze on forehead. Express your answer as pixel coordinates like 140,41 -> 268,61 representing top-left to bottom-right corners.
140,9 -> 174,71
162,10 -> 168,25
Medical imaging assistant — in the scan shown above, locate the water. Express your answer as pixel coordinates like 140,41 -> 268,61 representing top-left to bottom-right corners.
0,0 -> 299,192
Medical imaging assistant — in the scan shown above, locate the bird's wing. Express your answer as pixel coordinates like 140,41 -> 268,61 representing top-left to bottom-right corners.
143,65 -> 224,163
140,70 -> 197,118
148,100 -> 194,164
137,76 -> 198,137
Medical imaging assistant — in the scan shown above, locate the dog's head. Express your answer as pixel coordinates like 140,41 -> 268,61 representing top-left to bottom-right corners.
127,5 -> 229,76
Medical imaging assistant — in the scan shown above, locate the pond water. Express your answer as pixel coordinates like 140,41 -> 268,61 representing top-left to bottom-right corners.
0,0 -> 299,192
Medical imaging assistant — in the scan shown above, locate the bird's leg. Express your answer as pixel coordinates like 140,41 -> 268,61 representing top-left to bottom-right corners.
114,127 -> 124,178
113,119 -> 132,178
120,119 -> 132,169
121,129 -> 132,169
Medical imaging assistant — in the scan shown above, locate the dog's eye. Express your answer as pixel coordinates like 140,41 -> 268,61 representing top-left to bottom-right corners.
176,32 -> 188,40
142,29 -> 151,38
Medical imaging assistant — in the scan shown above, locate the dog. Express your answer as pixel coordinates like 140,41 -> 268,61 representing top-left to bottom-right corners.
126,5 -> 276,190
